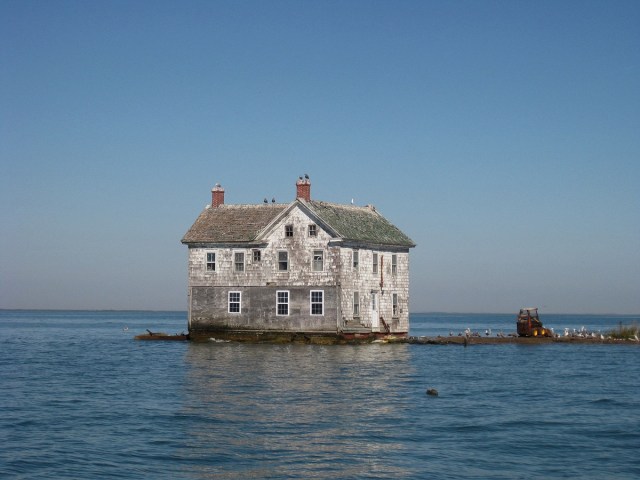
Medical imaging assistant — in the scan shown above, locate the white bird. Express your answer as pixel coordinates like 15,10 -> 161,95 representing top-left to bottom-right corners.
123,326 -> 128,332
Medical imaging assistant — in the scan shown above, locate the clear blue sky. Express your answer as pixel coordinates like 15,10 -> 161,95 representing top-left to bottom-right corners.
1,0 -> 638,313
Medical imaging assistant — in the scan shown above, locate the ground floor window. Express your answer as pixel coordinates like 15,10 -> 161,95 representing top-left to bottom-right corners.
311,290 -> 324,315
353,291 -> 360,316
277,291 -> 289,315
228,291 -> 241,313
392,293 -> 399,316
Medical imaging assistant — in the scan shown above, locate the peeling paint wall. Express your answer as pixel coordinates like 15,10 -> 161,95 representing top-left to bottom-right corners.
187,204 -> 410,334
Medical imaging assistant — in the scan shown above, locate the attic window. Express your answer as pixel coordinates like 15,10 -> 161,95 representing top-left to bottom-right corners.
308,224 -> 317,237
285,225 -> 293,237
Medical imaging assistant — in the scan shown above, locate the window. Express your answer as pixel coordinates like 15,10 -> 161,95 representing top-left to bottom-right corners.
228,291 -> 241,313
234,252 -> 245,272
353,292 -> 360,316
253,249 -> 261,262
277,291 -> 289,316
278,251 -> 288,271
391,254 -> 397,275
352,250 -> 359,270
308,224 -> 317,237
312,250 -> 323,272
372,253 -> 378,274
206,252 -> 216,271
392,293 -> 399,316
285,225 -> 293,237
311,290 -> 324,315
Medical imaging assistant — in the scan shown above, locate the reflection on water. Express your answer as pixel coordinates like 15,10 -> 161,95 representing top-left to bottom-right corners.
181,343 -> 417,479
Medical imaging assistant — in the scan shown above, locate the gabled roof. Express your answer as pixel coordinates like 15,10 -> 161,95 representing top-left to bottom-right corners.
181,204 -> 288,244
182,199 -> 415,248
304,200 -> 415,248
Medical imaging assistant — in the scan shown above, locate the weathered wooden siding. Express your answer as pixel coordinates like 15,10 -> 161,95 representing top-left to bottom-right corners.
186,203 -> 410,335
338,249 -> 410,333
189,286 -> 338,332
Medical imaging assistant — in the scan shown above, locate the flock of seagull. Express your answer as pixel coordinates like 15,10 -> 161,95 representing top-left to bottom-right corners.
449,325 -> 640,341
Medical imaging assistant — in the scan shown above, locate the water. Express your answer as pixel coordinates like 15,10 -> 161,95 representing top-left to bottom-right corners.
1,310 -> 639,479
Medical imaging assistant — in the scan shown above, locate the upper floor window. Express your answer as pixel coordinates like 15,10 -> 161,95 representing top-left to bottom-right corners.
253,249 -> 261,262
234,252 -> 245,272
352,250 -> 359,270
353,292 -> 360,316
278,251 -> 289,271
228,291 -> 241,313
392,293 -> 399,317
206,252 -> 216,271
308,224 -> 317,237
285,225 -> 294,237
391,254 -> 397,275
372,253 -> 378,274
311,290 -> 324,315
312,250 -> 324,272
277,291 -> 289,316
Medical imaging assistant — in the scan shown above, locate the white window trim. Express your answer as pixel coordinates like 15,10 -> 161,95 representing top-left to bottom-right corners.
310,290 -> 324,316
234,251 -> 245,272
312,250 -> 324,272
278,250 -> 289,271
276,290 -> 290,316
205,251 -> 216,272
228,291 -> 241,314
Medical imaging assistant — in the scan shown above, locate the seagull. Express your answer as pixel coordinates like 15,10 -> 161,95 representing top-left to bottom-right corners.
304,173 -> 309,179
485,328 -> 491,336
272,197 -> 275,203
263,198 -> 268,204
123,326 -> 128,332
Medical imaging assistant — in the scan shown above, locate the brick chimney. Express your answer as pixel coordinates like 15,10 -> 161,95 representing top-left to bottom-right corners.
296,175 -> 311,201
211,183 -> 225,207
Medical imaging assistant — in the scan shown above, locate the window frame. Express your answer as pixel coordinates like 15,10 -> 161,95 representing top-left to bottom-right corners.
310,290 -> 324,316
352,250 -> 359,270
353,291 -> 360,317
391,254 -> 397,275
253,249 -> 261,262
312,250 -> 324,272
278,250 -> 289,271
228,291 -> 241,314
285,224 -> 294,237
372,252 -> 378,274
392,293 -> 399,317
205,251 -> 216,272
234,251 -> 245,272
276,290 -> 289,316
308,224 -> 317,237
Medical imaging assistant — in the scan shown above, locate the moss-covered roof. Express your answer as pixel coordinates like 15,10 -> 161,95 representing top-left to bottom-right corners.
181,199 -> 415,248
306,201 -> 415,247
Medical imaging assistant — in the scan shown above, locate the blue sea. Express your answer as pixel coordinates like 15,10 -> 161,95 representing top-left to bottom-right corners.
1,310 -> 639,479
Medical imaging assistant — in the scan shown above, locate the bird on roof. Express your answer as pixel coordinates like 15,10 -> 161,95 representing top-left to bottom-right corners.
304,173 -> 309,179
264,198 -> 268,204
272,197 -> 275,203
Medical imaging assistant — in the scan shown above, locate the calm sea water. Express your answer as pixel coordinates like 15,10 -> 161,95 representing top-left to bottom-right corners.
1,310 -> 639,479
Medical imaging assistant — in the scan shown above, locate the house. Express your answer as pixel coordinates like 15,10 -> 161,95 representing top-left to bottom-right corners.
181,176 -> 416,342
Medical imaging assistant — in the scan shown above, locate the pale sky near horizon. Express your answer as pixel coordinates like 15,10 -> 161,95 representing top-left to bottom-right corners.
1,0 -> 639,314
